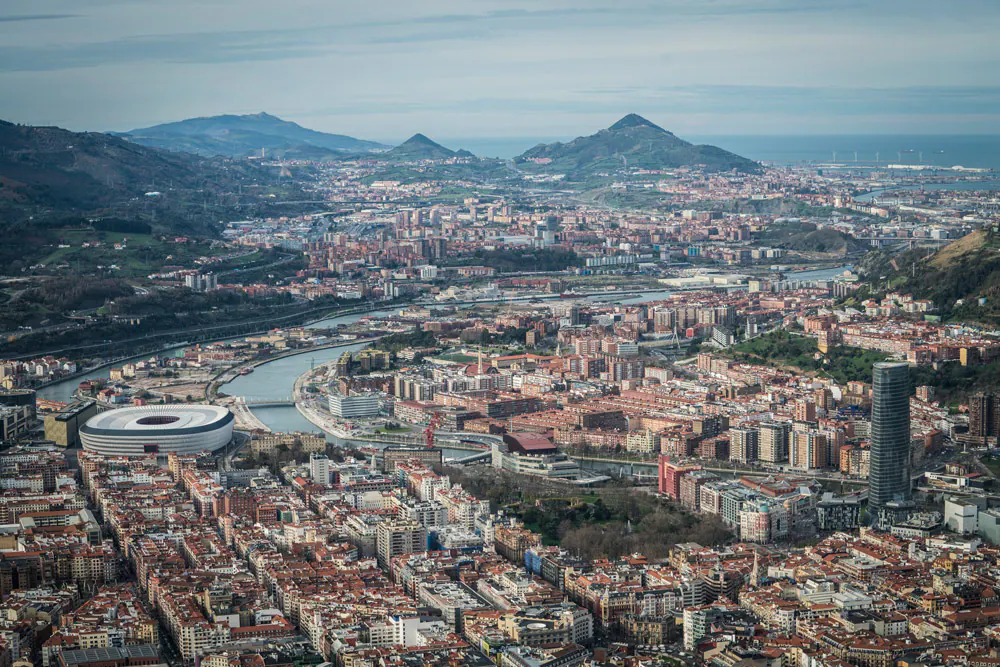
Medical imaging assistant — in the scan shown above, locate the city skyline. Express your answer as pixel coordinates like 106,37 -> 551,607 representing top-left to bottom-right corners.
1,0 -> 998,137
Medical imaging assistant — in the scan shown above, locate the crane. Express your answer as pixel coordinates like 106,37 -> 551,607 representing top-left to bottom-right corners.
424,412 -> 442,448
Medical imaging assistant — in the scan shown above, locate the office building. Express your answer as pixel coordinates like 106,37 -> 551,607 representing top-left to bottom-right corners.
329,392 -> 380,419
869,362 -> 912,526
0,405 -> 33,441
44,401 -> 99,448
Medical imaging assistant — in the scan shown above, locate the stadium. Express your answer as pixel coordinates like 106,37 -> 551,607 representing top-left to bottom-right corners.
79,405 -> 234,456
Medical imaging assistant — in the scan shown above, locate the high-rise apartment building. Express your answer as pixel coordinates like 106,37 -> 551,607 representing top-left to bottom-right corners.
309,453 -> 331,485
969,393 -> 1000,440
657,457 -> 700,499
729,428 -> 759,463
791,432 -> 827,470
869,362 -> 912,522
758,422 -> 790,464
376,520 -> 426,570
794,400 -> 816,423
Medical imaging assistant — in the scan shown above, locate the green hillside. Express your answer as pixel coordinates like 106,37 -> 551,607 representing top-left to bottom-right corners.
858,229 -> 1000,321
0,120 -> 310,266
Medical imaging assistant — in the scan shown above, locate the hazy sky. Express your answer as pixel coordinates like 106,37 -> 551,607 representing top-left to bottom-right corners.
1,0 -> 998,139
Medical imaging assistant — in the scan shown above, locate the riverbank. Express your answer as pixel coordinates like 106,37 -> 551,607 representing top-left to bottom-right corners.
207,334 -> 382,403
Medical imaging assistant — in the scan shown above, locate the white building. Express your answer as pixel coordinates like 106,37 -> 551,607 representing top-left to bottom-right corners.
944,496 -> 981,535
328,392 -> 380,419
309,453 -> 331,485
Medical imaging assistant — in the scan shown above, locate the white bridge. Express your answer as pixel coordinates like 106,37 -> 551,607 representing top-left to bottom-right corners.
239,396 -> 295,407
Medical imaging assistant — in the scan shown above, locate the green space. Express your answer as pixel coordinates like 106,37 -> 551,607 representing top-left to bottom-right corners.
435,353 -> 479,363
857,230 -> 1000,324
374,329 -> 439,357
0,291 -> 357,358
445,468 -> 731,560
726,330 -> 890,384
34,229 -> 294,281
33,230 -> 243,278
441,247 -> 583,273
755,220 -> 867,255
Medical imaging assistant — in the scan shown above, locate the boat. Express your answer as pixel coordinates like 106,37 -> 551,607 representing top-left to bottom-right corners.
239,367 -> 254,375
559,292 -> 578,299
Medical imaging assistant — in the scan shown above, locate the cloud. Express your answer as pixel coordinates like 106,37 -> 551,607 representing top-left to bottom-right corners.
0,0 -> 998,135
0,0 -> 911,72
0,14 -> 78,22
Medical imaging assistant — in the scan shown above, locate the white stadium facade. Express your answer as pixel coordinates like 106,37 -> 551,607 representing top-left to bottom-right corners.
80,405 -> 234,456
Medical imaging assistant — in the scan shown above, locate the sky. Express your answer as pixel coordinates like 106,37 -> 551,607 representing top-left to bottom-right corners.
1,0 -> 998,140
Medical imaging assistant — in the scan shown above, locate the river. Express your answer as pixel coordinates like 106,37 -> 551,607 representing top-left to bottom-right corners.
206,304 -> 399,435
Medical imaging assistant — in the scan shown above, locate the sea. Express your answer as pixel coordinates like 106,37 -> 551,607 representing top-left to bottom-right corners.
422,135 -> 1000,171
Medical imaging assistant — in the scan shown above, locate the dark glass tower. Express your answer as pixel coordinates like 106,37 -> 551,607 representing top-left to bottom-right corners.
869,362 -> 911,517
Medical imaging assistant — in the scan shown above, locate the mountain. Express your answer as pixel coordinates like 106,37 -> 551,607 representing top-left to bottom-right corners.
517,113 -> 761,176
0,119 -> 271,234
118,112 -> 387,159
383,134 -> 465,161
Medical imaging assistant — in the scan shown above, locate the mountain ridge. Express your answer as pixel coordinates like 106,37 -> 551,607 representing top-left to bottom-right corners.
118,112 -> 388,159
0,119 -> 279,238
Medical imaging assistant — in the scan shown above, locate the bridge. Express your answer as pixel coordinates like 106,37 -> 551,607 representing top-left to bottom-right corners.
448,450 -> 493,465
229,397 -> 270,432
436,433 -> 504,448
241,396 -> 295,407
856,236 -> 952,249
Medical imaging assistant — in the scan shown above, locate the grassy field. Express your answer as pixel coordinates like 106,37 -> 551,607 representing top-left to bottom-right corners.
435,353 -> 479,363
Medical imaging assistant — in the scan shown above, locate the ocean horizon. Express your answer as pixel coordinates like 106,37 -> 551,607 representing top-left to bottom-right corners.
385,134 -> 1000,171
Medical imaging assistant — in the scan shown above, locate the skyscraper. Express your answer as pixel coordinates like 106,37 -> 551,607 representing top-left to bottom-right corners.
869,362 -> 912,524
